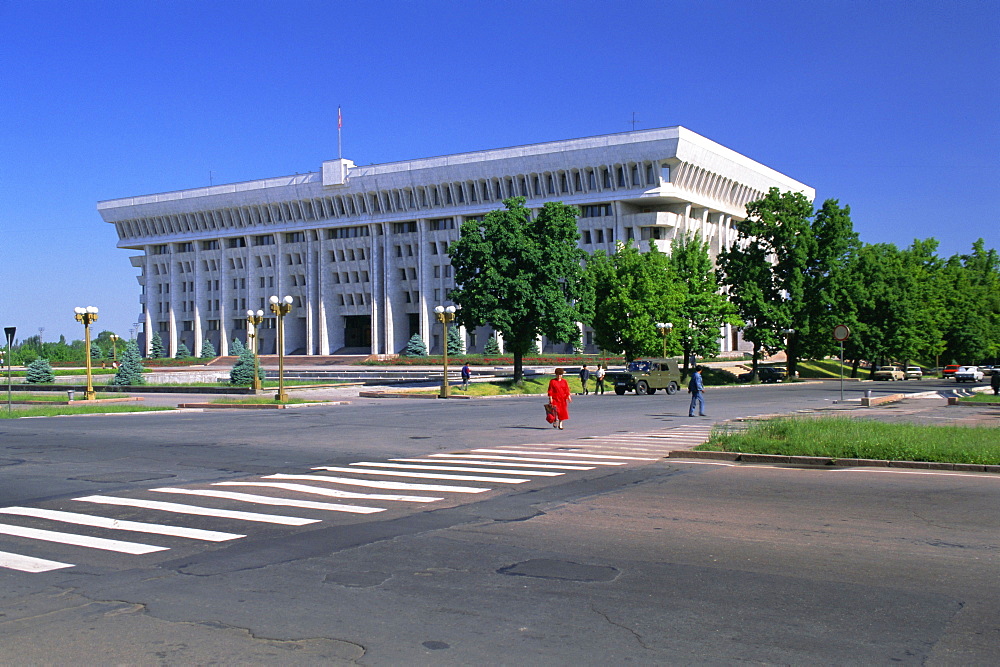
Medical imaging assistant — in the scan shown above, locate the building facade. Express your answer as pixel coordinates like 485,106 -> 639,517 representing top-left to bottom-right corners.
98,127 -> 814,358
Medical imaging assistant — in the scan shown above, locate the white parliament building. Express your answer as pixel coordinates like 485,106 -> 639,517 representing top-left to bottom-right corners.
98,127 -> 814,358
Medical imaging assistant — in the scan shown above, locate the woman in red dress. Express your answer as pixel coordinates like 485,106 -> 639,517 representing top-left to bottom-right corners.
547,367 -> 572,430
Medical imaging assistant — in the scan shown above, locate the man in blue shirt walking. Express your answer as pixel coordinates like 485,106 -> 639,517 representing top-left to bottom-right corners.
688,366 -> 706,417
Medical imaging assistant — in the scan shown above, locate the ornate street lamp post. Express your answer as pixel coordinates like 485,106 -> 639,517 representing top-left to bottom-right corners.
269,295 -> 293,402
434,305 -> 457,398
109,334 -> 120,366
246,309 -> 265,392
656,322 -> 673,358
73,306 -> 99,400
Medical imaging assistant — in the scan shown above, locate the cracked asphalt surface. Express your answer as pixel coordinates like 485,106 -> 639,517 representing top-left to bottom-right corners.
0,379 -> 997,663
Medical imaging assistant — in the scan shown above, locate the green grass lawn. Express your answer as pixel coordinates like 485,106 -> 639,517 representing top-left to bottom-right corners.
960,393 -> 1000,403
700,416 -> 1000,465
209,396 -> 323,405
3,392 -> 129,402
0,404 -> 173,419
795,360 -> 856,378
415,376 -> 587,396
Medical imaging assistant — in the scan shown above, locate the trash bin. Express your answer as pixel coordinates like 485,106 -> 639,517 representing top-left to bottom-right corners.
67,389 -> 75,402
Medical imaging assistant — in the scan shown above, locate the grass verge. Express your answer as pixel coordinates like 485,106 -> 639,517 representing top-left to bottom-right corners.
0,404 -> 173,419
960,393 -> 1000,403
4,392 -> 129,402
700,416 -> 1000,465
209,396 -> 321,405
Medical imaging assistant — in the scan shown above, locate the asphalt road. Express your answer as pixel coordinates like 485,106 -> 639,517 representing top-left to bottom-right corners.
0,378 -> 996,664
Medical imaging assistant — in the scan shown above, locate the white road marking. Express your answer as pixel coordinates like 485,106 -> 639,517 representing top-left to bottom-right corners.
472,448 -> 656,461
0,523 -> 166,554
151,488 -> 385,514
430,454 -> 627,466
213,481 -> 442,502
0,550 -> 73,573
73,495 -> 318,525
0,507 -> 244,542
350,462 -> 564,477
395,457 -> 594,470
264,474 -> 490,494
312,466 -> 528,484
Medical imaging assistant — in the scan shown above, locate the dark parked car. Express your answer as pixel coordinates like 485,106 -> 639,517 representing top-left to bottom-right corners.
738,366 -> 787,383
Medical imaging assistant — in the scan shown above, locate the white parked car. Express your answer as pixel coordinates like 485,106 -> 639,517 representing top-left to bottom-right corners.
954,366 -> 984,382
905,366 -> 923,380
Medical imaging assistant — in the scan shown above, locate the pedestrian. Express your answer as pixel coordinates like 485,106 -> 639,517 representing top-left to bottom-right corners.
992,369 -> 1000,396
688,365 -> 706,417
595,364 -> 606,395
579,364 -> 590,395
547,367 -> 572,430
461,362 -> 471,390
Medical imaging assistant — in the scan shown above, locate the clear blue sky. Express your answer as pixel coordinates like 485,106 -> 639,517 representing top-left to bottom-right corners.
2,0 -> 997,344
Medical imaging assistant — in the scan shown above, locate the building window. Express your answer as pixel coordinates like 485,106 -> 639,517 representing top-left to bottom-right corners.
392,221 -> 418,234
429,218 -> 454,231
227,237 -> 246,248
581,204 -> 612,218
582,230 -> 592,244
152,244 -> 169,255
285,231 -> 306,243
201,240 -> 220,250
661,164 -> 671,183
253,234 -> 275,246
176,242 -> 193,253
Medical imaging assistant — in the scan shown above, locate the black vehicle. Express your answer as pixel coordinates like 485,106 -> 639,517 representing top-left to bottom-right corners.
738,366 -> 787,383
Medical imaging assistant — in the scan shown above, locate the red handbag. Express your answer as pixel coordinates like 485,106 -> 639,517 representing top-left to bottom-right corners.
544,402 -> 558,424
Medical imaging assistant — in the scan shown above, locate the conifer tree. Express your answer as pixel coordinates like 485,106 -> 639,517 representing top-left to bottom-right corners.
483,336 -> 501,356
175,342 -> 191,358
150,332 -> 165,359
113,340 -> 146,386
404,334 -> 427,356
25,358 -> 55,384
230,338 -> 246,355
229,348 -> 264,385
447,326 -> 465,356
200,339 -> 217,358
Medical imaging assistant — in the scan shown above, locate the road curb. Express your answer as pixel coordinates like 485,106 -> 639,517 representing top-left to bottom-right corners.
668,450 -> 1000,473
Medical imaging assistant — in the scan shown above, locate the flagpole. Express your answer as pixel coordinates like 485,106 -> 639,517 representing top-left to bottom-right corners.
337,106 -> 343,161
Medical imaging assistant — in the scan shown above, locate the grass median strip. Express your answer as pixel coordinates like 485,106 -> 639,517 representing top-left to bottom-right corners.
0,404 -> 173,418
700,416 -> 1000,466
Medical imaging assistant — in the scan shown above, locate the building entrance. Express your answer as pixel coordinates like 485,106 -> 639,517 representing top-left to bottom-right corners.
344,315 -> 371,349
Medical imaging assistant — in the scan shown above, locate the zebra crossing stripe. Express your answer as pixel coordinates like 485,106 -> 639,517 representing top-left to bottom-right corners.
313,467 -> 529,484
212,482 -> 443,503
73,495 -> 318,525
0,549 -> 73,573
264,474 -> 490,494
151,488 -> 385,514
0,522 -> 167,555
0,507 -> 244,542
472,449 -> 657,461
393,457 -> 595,471
430,454 -> 627,466
350,462 -> 564,477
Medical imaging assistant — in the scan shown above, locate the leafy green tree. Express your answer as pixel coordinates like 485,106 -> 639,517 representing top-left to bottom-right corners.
668,233 -> 741,371
448,197 -> 589,381
230,338 -> 246,355
112,340 -> 146,386
586,241 -> 683,362
200,339 -> 217,359
483,336 -> 501,356
175,342 -> 191,358
447,326 -> 465,356
229,348 -> 264,385
404,334 -> 427,357
25,358 -> 55,384
150,332 -> 165,359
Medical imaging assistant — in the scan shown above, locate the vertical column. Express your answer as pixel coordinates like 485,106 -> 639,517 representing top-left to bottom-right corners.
193,247 -> 203,358
367,225 -> 379,355
219,248 -> 230,357
167,256 -> 178,358
380,224 -> 395,354
417,219 -> 431,352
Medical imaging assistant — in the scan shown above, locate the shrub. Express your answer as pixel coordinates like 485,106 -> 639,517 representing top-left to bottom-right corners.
404,334 -> 427,357
112,340 -> 146,386
25,358 -> 55,384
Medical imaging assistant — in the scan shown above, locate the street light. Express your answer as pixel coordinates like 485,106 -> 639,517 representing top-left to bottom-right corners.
269,295 -> 293,402
246,309 -> 265,392
74,306 -> 99,400
434,305 -> 457,398
656,322 -> 674,358
109,334 -> 120,366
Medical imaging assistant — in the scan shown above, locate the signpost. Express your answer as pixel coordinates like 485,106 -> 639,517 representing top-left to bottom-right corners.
833,325 -> 851,402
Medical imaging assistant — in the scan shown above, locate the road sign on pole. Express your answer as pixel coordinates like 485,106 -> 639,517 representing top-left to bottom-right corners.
832,325 -> 851,403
